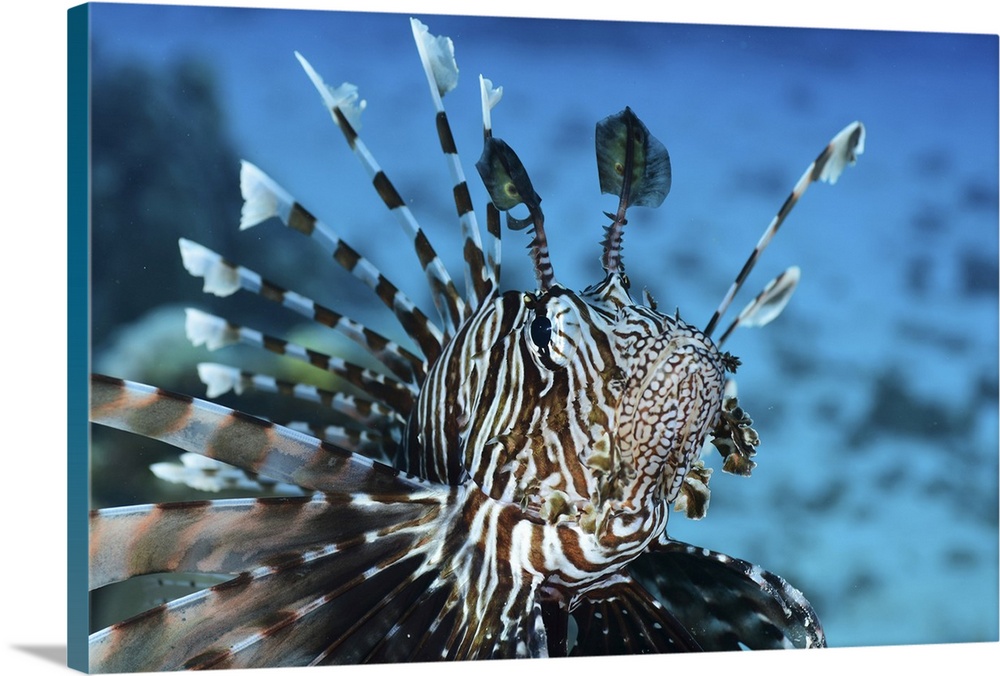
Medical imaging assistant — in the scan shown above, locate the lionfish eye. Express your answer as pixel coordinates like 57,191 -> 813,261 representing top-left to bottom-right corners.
524,293 -> 582,370
530,314 -> 552,349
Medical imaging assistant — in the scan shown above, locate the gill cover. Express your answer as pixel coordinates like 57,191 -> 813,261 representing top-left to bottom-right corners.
615,321 -> 725,507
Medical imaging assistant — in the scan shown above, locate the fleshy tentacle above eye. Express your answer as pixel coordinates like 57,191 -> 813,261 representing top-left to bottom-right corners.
595,107 -> 672,275
475,115 -> 555,291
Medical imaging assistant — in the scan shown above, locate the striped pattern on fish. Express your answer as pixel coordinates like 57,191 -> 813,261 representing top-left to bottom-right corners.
88,17 -> 863,670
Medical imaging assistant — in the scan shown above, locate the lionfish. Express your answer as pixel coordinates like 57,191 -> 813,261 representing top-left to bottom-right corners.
88,18 -> 864,671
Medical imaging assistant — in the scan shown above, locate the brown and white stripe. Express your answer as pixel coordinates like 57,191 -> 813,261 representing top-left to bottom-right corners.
88,18 -> 862,669
410,18 -> 494,307
238,161 -> 445,362
183,308 -> 418,414
179,238 -> 426,384
295,50 -> 466,336
704,121 -> 865,337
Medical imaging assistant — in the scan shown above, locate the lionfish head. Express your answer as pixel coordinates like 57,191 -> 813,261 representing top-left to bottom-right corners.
456,105 -> 861,540
414,106 -> 741,545
515,280 -> 730,514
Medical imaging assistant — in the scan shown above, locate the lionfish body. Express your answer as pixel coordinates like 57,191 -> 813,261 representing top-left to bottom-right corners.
89,18 -> 865,670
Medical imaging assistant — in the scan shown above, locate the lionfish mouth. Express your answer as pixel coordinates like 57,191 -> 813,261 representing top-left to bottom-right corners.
83,13 -> 863,670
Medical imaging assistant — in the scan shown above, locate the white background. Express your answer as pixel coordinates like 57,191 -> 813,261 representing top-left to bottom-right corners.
3,1 -> 997,675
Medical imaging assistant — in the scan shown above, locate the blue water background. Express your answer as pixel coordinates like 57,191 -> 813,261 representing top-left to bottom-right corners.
87,3 -> 999,648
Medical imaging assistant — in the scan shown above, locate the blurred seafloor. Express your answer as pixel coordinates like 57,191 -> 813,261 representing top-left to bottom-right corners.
85,3 -> 999,649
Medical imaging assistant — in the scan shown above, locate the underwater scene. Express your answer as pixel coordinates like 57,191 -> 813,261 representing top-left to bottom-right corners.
83,1 -> 998,665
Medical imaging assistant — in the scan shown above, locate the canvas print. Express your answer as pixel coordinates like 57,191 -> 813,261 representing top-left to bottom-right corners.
68,2 -> 999,672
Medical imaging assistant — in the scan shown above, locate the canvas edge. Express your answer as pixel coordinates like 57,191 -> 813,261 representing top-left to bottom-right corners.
67,2 -> 92,673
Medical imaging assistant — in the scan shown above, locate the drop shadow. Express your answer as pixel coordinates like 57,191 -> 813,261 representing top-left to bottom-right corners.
11,644 -> 66,667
